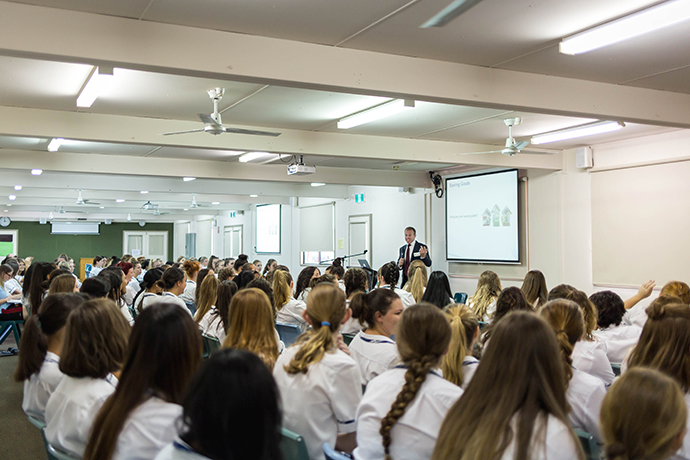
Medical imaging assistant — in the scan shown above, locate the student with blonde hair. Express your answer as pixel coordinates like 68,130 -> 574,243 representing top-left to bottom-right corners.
273,268 -> 308,331
660,280 -> 690,304
600,368 -> 686,460
549,284 -> 615,386
432,312 -> 584,460
44,298 -> 130,457
83,303 -> 202,460
402,260 -> 427,303
348,289 -> 403,385
355,303 -> 462,460
521,269 -> 548,308
442,304 -> 480,389
223,288 -> 280,370
539,299 -> 607,443
14,294 -> 85,422
467,270 -> 502,321
273,284 -> 361,460
192,274 -> 218,324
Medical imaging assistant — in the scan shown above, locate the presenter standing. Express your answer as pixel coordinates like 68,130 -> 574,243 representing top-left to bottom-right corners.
398,227 -> 431,287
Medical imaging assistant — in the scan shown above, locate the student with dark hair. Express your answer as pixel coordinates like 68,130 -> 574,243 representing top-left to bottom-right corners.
348,289 -> 403,385
217,267 -> 235,282
99,266 -> 134,324
80,277 -> 111,298
262,258 -> 277,277
154,349 -> 283,460
14,294 -> 85,422
294,266 -> 320,302
233,254 -> 249,272
340,267 -> 370,335
132,268 -> 164,313
521,269 -> 548,308
590,290 -> 642,364
479,286 -> 532,350
235,270 -> 257,290
45,299 -> 131,457
420,271 -> 454,309
247,277 -> 275,317
355,303 -> 461,460
142,267 -> 190,315
0,263 -> 22,320
377,262 -> 415,308
273,269 -> 307,331
325,258 -> 346,292
24,261 -> 57,316
199,280 -> 237,342
89,255 -> 106,278
83,303 -> 202,460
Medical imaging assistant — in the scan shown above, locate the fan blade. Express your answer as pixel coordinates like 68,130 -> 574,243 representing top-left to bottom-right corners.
420,0 -> 484,28
163,129 -> 206,136
198,113 -> 222,127
222,127 -> 281,137
456,150 -> 502,156
519,149 -> 558,155
514,140 -> 530,150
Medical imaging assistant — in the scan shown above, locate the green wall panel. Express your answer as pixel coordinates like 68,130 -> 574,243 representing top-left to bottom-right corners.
4,221 -> 174,263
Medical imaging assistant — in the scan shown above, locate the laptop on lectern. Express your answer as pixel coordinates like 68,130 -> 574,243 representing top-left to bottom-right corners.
358,259 -> 371,270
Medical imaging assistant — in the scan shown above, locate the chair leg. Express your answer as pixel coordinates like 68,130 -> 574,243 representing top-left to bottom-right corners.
12,322 -> 21,347
0,324 -> 11,345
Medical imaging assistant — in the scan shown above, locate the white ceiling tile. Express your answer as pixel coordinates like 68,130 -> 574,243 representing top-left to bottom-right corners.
8,0 -> 150,18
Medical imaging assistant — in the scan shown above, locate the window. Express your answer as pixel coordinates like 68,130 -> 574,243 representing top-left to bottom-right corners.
255,204 -> 281,253
123,231 -> 168,260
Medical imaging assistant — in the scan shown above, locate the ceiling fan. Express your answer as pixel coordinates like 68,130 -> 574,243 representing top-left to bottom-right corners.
163,88 -> 281,137
189,194 -> 207,209
75,189 -> 100,206
457,118 -> 556,157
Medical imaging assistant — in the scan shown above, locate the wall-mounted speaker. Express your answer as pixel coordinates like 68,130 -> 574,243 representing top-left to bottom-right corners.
576,147 -> 593,169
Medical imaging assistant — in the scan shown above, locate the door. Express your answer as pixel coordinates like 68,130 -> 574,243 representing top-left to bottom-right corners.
348,214 -> 371,266
123,231 -> 168,261
224,225 -> 243,258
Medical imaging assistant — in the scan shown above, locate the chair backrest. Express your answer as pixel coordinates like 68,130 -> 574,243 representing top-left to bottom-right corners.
323,442 -> 351,460
185,302 -> 196,316
454,292 -> 468,304
27,414 -> 46,430
128,306 -> 137,320
280,427 -> 310,460
202,333 -> 221,358
610,363 -> 622,376
575,429 -> 600,460
276,323 -> 302,347
342,333 -> 356,346
41,428 -> 82,460
478,321 -> 488,330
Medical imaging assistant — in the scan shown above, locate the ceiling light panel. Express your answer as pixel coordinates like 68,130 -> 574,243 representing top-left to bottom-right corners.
531,121 -> 625,144
337,99 -> 415,129
76,66 -> 115,108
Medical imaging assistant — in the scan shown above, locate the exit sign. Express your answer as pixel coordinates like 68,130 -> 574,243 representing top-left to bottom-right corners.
229,211 -> 236,218
354,193 -> 365,203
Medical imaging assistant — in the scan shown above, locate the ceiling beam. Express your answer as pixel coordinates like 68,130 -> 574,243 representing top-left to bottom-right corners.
0,2 -> 688,128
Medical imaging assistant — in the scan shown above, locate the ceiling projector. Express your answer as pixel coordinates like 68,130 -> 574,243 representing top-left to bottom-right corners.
287,155 -> 316,175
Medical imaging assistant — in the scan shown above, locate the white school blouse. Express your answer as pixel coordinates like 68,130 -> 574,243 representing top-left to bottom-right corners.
348,331 -> 401,386
461,356 -> 479,390
467,298 -> 497,322
378,286 -> 416,309
155,438 -> 211,460
566,368 -> 606,443
45,373 -> 118,457
500,414 -> 580,460
354,367 -> 463,460
572,339 -> 615,386
113,397 -> 182,460
198,308 -> 226,343
592,323 -> 642,364
179,280 -> 196,304
142,292 -> 193,316
340,299 -> 363,335
273,345 -> 362,460
22,351 -> 63,423
276,298 -> 308,332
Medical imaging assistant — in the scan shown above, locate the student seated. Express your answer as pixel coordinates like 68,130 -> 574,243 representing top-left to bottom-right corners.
83,303 -> 202,460
192,275 -> 218,324
442,305 -> 480,390
354,303 -> 463,460
432,311 -> 583,460
154,349 -> 282,460
521,269 -> 548,309
273,284 -> 361,460
402,260 -> 428,303
478,287 -> 532,356
589,291 -> 642,364
294,266 -> 320,302
540,299 -> 607,443
348,289 -> 403,386
420,271 -> 454,310
44,299 -> 130,457
14,294 -> 85,422
198,280 -> 237,343
273,269 -> 308,331
467,270 -> 502,322
142,267 -> 190,315
376,262 -> 415,308
601,368 -> 686,460
340,267 -> 369,335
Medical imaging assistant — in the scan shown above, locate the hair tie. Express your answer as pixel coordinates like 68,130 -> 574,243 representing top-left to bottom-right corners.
321,321 -> 331,327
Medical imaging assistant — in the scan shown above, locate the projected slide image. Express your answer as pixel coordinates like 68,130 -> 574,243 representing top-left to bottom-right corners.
446,170 -> 519,262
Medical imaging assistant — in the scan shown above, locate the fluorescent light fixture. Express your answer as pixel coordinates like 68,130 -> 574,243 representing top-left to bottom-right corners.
14,185 -> 21,191
116,199 -> 125,203
560,0 -> 690,55
7,204 -> 12,207
531,121 -> 625,145
140,190 -> 148,194
183,177 -> 196,182
47,138 -> 64,152
250,194 -> 258,198
337,99 -> 415,129
311,182 -> 326,187
99,206 -> 104,209
239,151 -> 271,163
8,195 -> 15,201
76,66 -> 114,108
183,208 -> 189,211
31,169 -> 42,176
420,0 -> 485,28
212,202 -> 220,205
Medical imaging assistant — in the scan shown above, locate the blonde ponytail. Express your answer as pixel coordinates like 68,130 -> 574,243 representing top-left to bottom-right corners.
272,269 -> 292,311
442,305 -> 478,387
404,261 -> 428,303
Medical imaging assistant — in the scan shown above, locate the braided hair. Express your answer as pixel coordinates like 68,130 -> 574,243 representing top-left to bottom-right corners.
379,303 -> 451,460
378,262 -> 400,290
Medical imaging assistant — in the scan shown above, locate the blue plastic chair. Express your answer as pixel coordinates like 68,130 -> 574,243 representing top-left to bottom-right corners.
280,427 -> 309,460
0,319 -> 23,347
41,428 -> 81,460
324,442 -> 352,460
201,333 -> 221,359
454,292 -> 468,304
27,414 -> 46,430
185,302 -> 196,316
342,333 -> 356,346
276,323 -> 302,347
575,429 -> 600,460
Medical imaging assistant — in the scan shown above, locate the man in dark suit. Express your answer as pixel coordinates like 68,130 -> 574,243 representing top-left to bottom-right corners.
398,226 -> 431,287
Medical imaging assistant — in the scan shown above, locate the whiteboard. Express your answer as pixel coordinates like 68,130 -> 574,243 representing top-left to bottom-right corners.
256,204 -> 281,253
300,203 -> 335,252
591,161 -> 690,286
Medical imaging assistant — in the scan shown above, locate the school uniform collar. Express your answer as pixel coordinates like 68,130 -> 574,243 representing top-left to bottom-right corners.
462,356 -> 479,365
394,364 -> 442,378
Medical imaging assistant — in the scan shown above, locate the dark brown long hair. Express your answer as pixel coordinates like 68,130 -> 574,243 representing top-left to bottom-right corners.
521,270 -> 548,307
83,303 -> 202,460
538,299 -> 585,386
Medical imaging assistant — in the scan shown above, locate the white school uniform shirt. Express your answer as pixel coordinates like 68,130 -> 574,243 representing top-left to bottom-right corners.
467,298 -> 497,322
572,339 -> 615,386
348,331 -> 401,386
341,299 -> 363,335
155,438 -> 211,460
273,345 -> 362,460
354,367 -> 462,460
142,292 -> 193,316
500,414 -> 580,460
124,284 -> 138,307
592,323 -> 642,364
670,394 -> 690,460
179,280 -> 196,304
198,308 -> 226,343
89,266 -> 103,278
378,285 -> 416,309
22,351 -> 63,423
461,356 -> 479,390
566,368 -> 606,443
295,287 -> 311,303
5,276 -> 21,294
45,373 -> 118,457
276,298 -> 308,332
113,397 -> 182,460
128,278 -> 140,293
338,279 -> 346,293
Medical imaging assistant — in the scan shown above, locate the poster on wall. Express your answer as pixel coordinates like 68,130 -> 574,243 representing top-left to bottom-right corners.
255,204 -> 281,253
